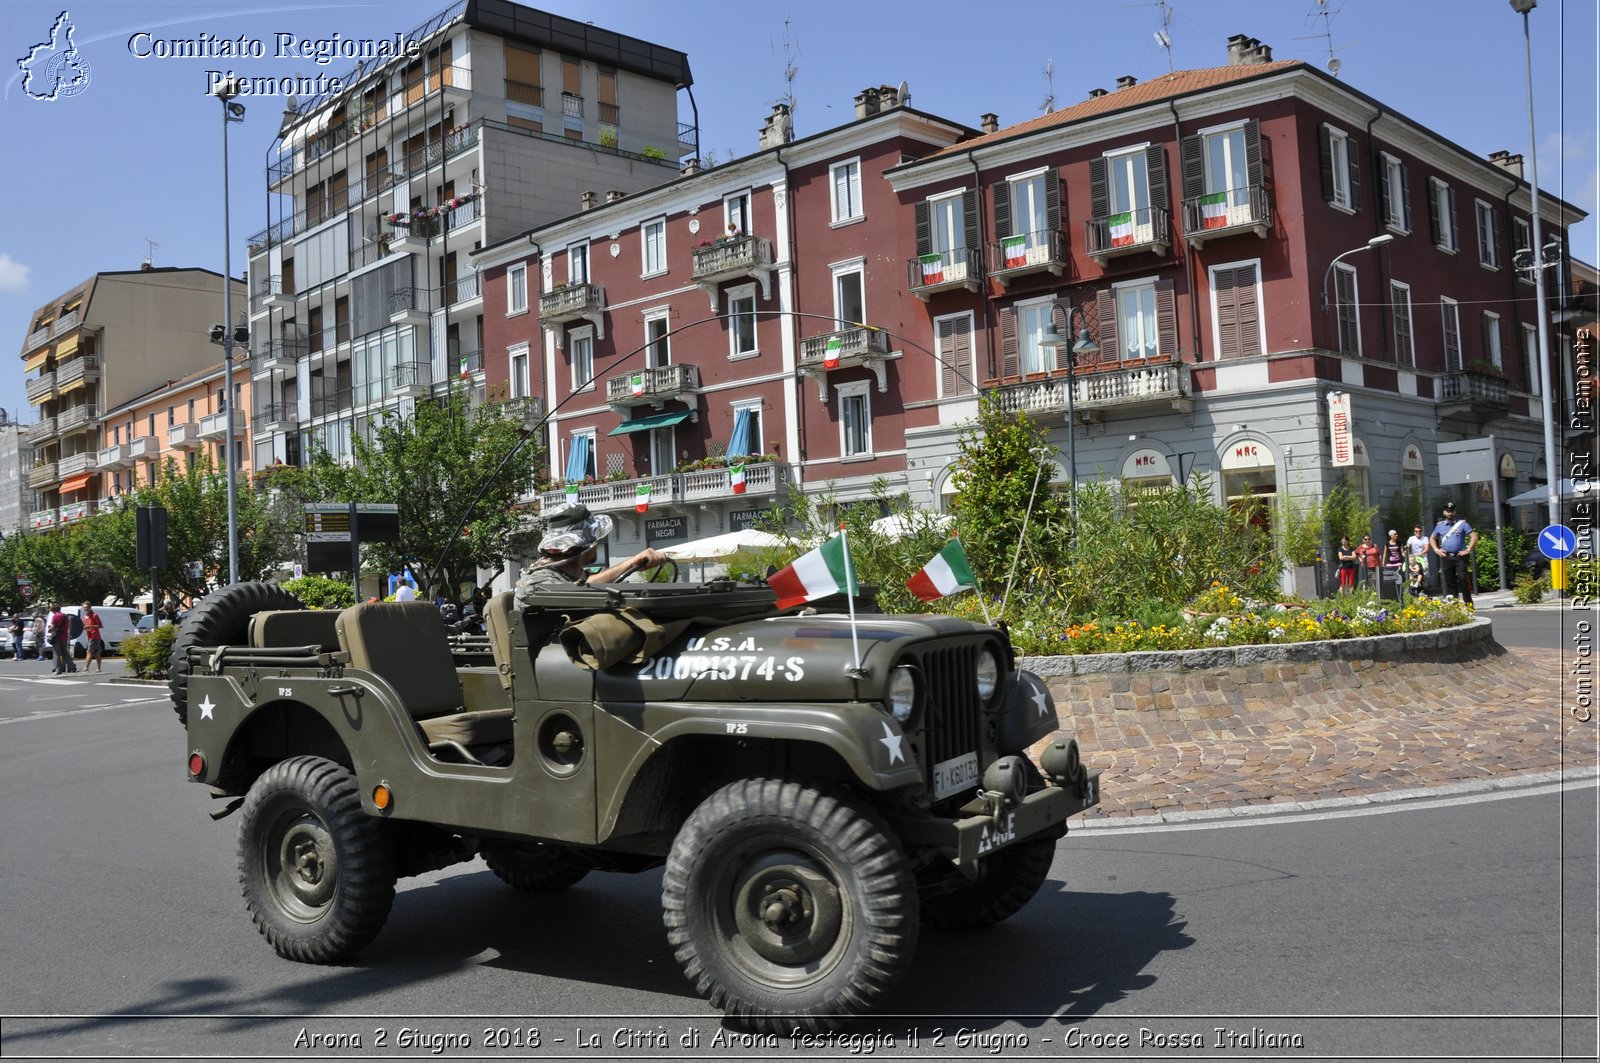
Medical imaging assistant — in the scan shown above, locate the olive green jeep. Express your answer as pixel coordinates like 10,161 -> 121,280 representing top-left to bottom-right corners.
174,578 -> 1098,1030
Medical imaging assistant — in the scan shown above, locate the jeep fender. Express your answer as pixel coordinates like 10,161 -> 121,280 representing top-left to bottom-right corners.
994,669 -> 1060,754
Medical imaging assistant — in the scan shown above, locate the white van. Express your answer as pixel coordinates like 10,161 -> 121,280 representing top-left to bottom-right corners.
51,606 -> 142,658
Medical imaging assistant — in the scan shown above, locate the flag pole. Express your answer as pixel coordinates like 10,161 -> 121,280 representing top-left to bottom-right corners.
839,523 -> 863,675
964,537 -> 994,627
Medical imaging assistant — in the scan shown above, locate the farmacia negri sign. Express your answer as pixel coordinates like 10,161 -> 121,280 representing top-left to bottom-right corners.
127,30 -> 423,96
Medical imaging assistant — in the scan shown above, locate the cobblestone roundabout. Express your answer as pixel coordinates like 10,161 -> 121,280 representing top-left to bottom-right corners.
1027,619 -> 1595,821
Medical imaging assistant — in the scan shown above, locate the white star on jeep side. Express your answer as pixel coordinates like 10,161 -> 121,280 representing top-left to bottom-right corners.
1032,687 -> 1051,718
879,721 -> 904,765
198,696 -> 216,721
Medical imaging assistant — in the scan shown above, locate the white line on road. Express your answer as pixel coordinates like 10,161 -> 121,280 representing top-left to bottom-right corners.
0,704 -> 132,725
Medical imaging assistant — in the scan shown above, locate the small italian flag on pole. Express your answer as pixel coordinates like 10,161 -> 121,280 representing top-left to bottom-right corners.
635,481 -> 651,513
906,538 -> 978,603
919,252 -> 944,285
768,531 -> 859,610
565,482 -> 579,503
630,373 -> 645,397
1200,191 -> 1229,229
729,461 -> 747,494
823,335 -> 842,370
1003,234 -> 1028,268
1108,211 -> 1135,247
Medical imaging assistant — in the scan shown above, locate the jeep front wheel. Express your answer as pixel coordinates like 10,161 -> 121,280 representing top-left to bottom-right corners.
238,756 -> 395,963
662,779 -> 918,1032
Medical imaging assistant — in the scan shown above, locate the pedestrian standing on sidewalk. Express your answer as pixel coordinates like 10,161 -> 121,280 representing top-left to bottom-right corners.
9,613 -> 22,660
47,604 -> 76,674
1356,534 -> 1381,590
1406,524 -> 1431,595
1336,536 -> 1359,592
82,602 -> 104,673
1431,501 -> 1478,605
1382,529 -> 1405,600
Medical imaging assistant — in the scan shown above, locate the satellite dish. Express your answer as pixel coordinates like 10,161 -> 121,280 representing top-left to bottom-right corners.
897,80 -> 910,106
1327,56 -> 1342,76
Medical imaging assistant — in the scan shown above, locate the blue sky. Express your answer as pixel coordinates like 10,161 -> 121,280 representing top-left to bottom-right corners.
1,0 -> 1595,425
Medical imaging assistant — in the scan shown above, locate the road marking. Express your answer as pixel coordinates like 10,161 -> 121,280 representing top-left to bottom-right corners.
0,704 -> 131,725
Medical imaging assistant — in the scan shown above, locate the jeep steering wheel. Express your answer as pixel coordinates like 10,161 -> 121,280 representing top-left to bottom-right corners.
647,557 -> 679,584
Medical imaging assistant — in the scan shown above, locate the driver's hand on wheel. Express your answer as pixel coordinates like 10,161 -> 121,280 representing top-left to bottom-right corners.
632,548 -> 668,569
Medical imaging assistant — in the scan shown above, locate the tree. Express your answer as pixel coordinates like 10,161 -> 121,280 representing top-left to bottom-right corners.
291,392 -> 544,605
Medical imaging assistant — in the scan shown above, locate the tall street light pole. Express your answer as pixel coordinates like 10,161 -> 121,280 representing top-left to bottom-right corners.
1510,0 -> 1562,532
216,78 -> 246,585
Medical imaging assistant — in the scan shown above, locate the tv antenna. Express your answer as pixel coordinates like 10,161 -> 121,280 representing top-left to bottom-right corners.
768,17 -> 800,119
1040,58 -> 1056,113
1125,0 -> 1176,72
143,237 -> 159,268
1295,0 -> 1358,78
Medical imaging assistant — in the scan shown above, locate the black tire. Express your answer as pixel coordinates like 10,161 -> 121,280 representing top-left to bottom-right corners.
169,582 -> 303,725
918,836 -> 1057,930
481,842 -> 590,893
662,778 -> 918,1032
237,756 -> 395,963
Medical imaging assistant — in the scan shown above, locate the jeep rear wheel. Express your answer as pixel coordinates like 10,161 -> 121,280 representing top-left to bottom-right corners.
170,581 -> 304,726
482,842 -> 589,893
662,779 -> 918,1032
238,756 -> 395,963
918,836 -> 1056,930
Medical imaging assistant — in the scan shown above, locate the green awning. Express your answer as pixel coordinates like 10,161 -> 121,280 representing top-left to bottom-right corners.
608,410 -> 692,436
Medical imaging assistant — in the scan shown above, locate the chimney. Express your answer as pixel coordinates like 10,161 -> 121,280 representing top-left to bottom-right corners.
605,189 -> 625,204
877,83 -> 901,108
1087,87 -> 1109,99
854,86 -> 883,119
1115,74 -> 1137,91
1226,33 -> 1251,65
1489,150 -> 1525,178
1250,42 -> 1273,63
980,112 -> 999,135
758,102 -> 793,149
681,157 -> 702,176
580,190 -> 598,211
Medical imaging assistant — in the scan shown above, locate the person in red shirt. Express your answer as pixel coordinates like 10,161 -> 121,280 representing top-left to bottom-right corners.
81,602 -> 104,673
1355,534 -> 1381,590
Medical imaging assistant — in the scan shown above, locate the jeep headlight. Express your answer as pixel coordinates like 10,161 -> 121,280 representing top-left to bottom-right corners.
975,647 -> 1000,704
888,665 -> 918,723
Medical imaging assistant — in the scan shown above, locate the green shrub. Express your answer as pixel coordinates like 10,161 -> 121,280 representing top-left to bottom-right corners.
1513,571 -> 1548,604
280,575 -> 355,610
122,624 -> 177,679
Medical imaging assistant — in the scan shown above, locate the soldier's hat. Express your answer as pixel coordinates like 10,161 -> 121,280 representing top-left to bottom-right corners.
538,504 -> 614,557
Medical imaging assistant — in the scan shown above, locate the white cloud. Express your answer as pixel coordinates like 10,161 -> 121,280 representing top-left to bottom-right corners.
0,253 -> 30,293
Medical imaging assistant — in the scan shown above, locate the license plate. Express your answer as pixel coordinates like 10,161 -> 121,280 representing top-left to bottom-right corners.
932,752 -> 980,801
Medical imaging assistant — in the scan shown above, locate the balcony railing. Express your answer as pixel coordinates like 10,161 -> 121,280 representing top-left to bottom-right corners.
167,422 -> 200,450
23,417 -> 57,445
310,389 -> 353,418
446,196 -> 481,232
126,434 -> 159,462
1438,369 -> 1509,408
251,339 -> 307,374
605,363 -> 701,407
55,355 -> 100,390
394,360 -> 431,396
252,274 -> 294,311
540,282 -> 604,323
350,237 -> 394,271
59,500 -> 91,524
394,123 -> 480,180
56,404 -> 100,434
1085,205 -> 1172,260
907,246 -> 983,298
52,310 -> 80,336
797,327 -> 892,400
987,229 -> 1069,283
25,372 -> 57,403
98,444 -> 127,470
680,461 -> 792,503
389,287 -> 431,325
444,272 -> 481,305
25,326 -> 50,351
988,359 -> 1191,417
57,451 -> 97,478
257,404 -> 299,432
691,235 -> 773,282
198,410 -> 245,440
27,462 -> 58,489
539,474 -> 680,515
30,508 -> 57,530
1181,185 -> 1271,246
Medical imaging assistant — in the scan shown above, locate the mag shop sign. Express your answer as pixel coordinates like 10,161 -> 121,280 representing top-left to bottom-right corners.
645,516 -> 687,545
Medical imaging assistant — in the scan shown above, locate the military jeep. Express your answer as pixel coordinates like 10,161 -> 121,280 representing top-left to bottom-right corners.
174,577 -> 1099,1030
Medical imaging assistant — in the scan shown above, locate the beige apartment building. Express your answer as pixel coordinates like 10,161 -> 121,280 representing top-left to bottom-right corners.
98,363 -> 253,509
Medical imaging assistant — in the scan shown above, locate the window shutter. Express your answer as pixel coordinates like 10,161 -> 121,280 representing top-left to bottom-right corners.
1146,144 -> 1169,213
1400,162 -> 1412,231
1391,283 -> 1413,365
940,315 -> 974,396
1244,118 -> 1263,189
1097,289 -> 1118,360
1446,186 -> 1457,248
1180,134 -> 1203,199
1443,304 -> 1462,369
1000,307 -> 1019,379
1428,178 -> 1443,245
1346,139 -> 1361,211
1156,279 -> 1179,358
1089,157 -> 1109,219
914,200 -> 930,256
1237,266 -> 1261,358
1319,126 -> 1335,203
1215,267 -> 1241,359
1336,268 -> 1359,355
1377,155 -> 1393,224
992,180 -> 1011,240
1044,168 -> 1061,231
962,190 -> 979,256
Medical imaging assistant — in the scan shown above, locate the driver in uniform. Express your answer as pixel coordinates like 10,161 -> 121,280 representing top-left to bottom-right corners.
514,504 -> 668,609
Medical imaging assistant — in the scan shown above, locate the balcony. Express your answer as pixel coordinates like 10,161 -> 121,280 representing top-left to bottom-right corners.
52,310 -> 80,336
690,235 -> 774,310
23,417 -> 57,445
30,508 -> 57,531
126,435 -> 160,462
605,363 -> 701,410
198,410 -> 246,441
907,247 -> 983,300
167,422 -> 200,450
444,272 -> 481,307
987,229 -> 1069,286
59,500 -> 91,525
394,360 -> 431,397
680,461 -> 793,504
251,339 -> 306,374
57,451 -> 98,478
539,474 -> 681,515
988,358 -> 1193,419
1181,185 -> 1271,249
445,195 -> 481,235
539,283 -> 605,346
252,274 -> 294,312
388,287 -> 430,326
258,403 -> 299,433
798,327 -> 891,401
389,224 -> 431,255
25,326 -> 50,352
498,396 -> 545,429
1437,368 -> 1510,415
25,371 -> 57,404
56,355 -> 100,392
56,404 -> 99,435
98,443 -> 127,470
1085,205 -> 1171,263
28,462 -> 58,490
350,237 -> 394,271
311,389 -> 353,418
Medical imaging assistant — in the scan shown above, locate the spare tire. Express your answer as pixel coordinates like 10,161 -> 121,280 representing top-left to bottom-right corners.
169,582 -> 305,726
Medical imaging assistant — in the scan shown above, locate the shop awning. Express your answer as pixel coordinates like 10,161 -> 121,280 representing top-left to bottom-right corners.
608,410 -> 693,436
59,473 -> 94,494
54,334 -> 79,359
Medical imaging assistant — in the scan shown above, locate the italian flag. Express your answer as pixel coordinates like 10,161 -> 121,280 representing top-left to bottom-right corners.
565,483 -> 579,503
729,461 -> 747,495
630,373 -> 645,397
823,335 -> 842,370
1108,211 -> 1135,247
919,252 -> 944,285
1200,192 -> 1229,229
459,358 -> 471,380
1003,234 -> 1028,268
768,533 -> 858,609
635,482 -> 651,513
905,539 -> 978,603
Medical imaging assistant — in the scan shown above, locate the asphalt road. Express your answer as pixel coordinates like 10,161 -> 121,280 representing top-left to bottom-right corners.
1481,601 -> 1585,650
0,671 -> 1594,1062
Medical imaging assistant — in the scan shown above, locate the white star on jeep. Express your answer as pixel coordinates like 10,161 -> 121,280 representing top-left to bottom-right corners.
879,721 -> 904,765
1032,687 -> 1051,718
198,696 -> 216,721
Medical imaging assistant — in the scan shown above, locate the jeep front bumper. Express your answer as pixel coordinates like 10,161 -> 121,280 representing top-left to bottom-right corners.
889,771 -> 1101,872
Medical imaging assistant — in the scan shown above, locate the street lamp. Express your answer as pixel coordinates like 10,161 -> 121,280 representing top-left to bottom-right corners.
1319,233 -> 1395,313
1510,0 -> 1562,533
1039,303 -> 1101,519
214,78 -> 246,585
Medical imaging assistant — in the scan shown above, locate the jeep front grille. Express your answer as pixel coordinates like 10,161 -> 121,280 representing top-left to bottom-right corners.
915,642 -> 980,780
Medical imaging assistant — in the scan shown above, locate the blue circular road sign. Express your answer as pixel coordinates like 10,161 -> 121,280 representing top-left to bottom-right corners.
1537,524 -> 1577,561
